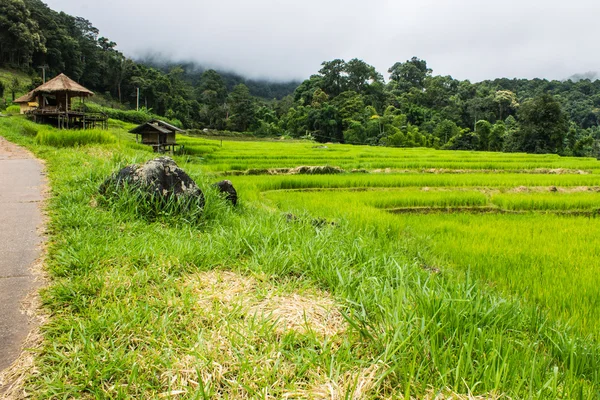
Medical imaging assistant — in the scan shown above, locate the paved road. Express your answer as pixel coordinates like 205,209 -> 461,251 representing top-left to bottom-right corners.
0,136 -> 45,375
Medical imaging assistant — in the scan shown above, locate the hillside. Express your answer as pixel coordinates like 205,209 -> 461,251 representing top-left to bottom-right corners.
0,68 -> 32,105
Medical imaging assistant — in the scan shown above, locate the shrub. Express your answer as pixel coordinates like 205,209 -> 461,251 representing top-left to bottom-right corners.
80,103 -> 183,127
5,105 -> 20,115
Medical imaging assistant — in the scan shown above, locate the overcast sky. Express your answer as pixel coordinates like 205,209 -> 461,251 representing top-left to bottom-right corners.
44,0 -> 600,82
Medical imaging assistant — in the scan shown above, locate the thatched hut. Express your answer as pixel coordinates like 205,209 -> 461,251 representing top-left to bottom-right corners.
32,73 -> 94,111
129,120 -> 183,152
19,73 -> 107,129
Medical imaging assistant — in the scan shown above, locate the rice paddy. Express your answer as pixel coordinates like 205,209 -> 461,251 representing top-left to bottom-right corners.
2,117 -> 600,398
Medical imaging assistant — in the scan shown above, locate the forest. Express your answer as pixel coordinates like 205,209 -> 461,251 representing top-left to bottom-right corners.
1,0 -> 600,156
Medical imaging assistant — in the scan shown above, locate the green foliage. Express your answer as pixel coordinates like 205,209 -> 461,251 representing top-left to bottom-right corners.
82,102 -> 182,127
228,83 -> 256,132
5,104 -> 20,114
0,0 -> 45,66
517,93 -> 569,154
433,119 -> 460,144
388,56 -> 431,91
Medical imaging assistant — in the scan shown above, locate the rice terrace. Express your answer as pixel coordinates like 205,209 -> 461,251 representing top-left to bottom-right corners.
0,114 -> 600,398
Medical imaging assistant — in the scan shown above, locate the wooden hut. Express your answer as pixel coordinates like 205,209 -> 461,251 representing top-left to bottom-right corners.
129,120 -> 183,152
21,73 -> 107,129
13,90 -> 38,114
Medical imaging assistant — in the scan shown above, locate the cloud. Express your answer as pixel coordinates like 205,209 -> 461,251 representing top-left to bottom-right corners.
44,0 -> 600,82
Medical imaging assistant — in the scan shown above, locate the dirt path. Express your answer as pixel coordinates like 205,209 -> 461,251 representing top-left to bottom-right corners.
0,136 -> 45,391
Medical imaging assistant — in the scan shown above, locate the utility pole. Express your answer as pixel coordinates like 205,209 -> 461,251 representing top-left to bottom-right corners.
38,65 -> 48,83
136,87 -> 140,111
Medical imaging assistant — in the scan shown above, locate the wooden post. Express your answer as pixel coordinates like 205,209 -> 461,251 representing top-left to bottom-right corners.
65,93 -> 69,129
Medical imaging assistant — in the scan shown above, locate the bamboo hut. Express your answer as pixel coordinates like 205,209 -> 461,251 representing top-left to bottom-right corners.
129,120 -> 183,152
21,73 -> 107,129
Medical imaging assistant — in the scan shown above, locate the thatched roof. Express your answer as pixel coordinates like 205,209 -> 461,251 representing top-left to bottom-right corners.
129,120 -> 184,134
32,73 -> 94,97
13,90 -> 36,104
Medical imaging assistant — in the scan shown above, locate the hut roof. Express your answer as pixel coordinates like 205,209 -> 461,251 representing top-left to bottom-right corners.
129,120 -> 184,134
13,90 -> 36,104
149,119 -> 184,132
33,73 -> 94,97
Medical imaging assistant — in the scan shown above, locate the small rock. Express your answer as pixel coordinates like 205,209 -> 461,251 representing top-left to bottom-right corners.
213,180 -> 238,205
549,186 -> 558,192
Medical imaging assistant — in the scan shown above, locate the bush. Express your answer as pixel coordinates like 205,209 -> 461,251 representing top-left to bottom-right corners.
80,103 -> 183,128
5,105 -> 20,115
35,129 -> 116,147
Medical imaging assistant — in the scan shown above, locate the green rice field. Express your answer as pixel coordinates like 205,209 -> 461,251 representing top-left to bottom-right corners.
2,118 -> 600,398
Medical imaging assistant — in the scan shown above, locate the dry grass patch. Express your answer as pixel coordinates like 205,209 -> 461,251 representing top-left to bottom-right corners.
157,270 -> 349,397
187,270 -> 346,338
249,293 -> 345,337
283,362 -> 385,400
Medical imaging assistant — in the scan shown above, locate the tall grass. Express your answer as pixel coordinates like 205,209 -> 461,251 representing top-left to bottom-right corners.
36,128 -> 116,147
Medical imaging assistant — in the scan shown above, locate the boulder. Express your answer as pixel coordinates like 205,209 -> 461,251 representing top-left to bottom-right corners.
213,180 -> 238,205
100,157 -> 204,206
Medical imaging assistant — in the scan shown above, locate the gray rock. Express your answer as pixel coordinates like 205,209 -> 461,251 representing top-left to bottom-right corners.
213,179 -> 238,205
100,157 -> 204,206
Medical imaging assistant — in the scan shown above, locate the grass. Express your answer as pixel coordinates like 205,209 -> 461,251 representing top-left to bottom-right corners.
2,116 -> 600,398
492,191 -> 600,211
188,139 -> 600,173
35,128 -> 116,147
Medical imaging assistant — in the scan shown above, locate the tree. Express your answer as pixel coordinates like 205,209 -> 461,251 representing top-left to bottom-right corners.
494,90 -> 518,120
444,129 -> 480,150
228,83 -> 256,132
433,119 -> 460,145
10,76 -> 19,101
388,57 -> 431,91
293,74 -> 323,106
319,59 -> 347,97
0,0 -> 45,66
475,120 -> 492,151
489,122 -> 506,152
196,69 -> 228,129
517,94 -> 569,153
308,103 -> 342,143
197,69 -> 227,105
345,58 -> 382,94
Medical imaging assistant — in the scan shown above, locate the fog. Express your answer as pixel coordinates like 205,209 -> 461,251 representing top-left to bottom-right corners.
44,0 -> 600,82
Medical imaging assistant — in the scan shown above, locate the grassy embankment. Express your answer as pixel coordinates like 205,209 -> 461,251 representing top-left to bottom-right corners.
1,116 -> 600,398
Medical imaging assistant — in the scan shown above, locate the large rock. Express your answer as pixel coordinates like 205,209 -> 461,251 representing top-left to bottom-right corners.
100,157 -> 204,206
213,180 -> 238,205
